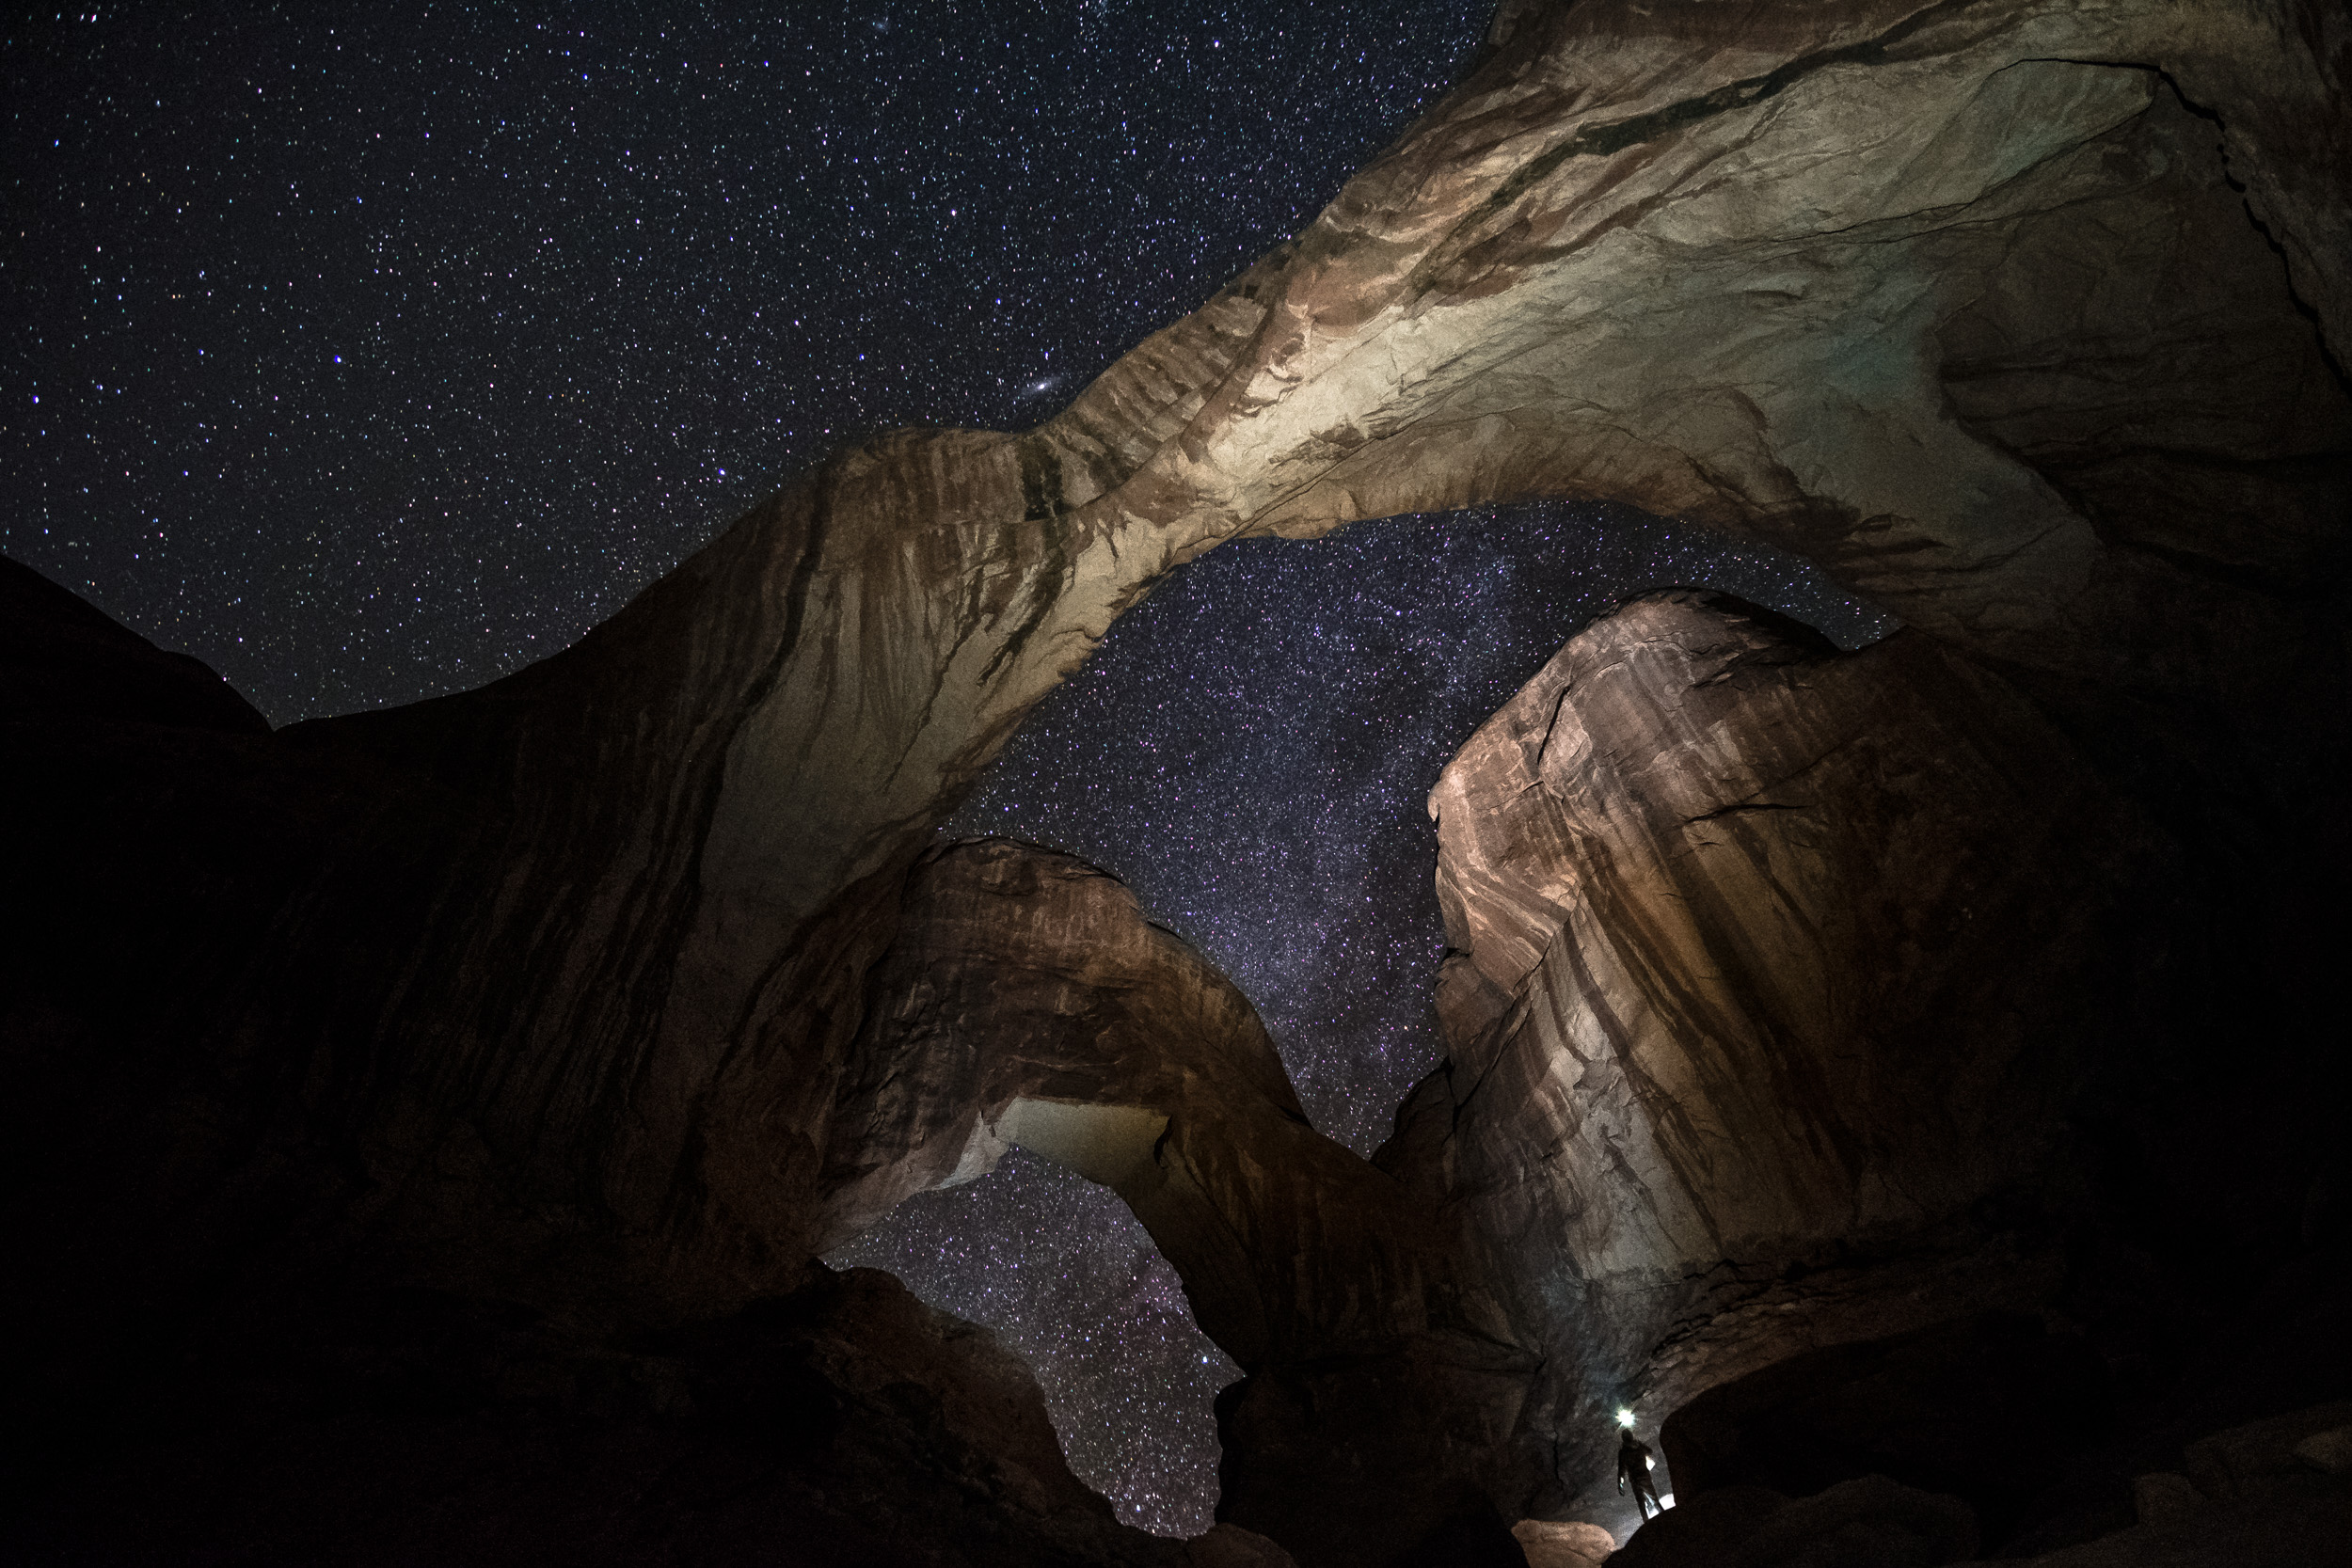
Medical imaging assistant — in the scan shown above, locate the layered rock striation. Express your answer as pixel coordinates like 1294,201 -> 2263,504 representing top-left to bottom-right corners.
7,0 -> 2351,1561
16,0 -> 2342,1333
1383,586 -> 2346,1543
826,840 -> 1470,1375
831,839 -> 1528,1566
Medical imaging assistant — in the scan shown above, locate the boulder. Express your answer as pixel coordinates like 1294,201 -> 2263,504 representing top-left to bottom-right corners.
2130,1474 -> 2205,1528
2181,1401 -> 2352,1502
2295,1426 -> 2352,1477
1514,1518 -> 1616,1568
1733,1475 -> 1977,1567
1604,1485 -> 1788,1567
1182,1525 -> 1299,1568
1603,1477 -> 1975,1568
2003,1500 -> 2352,1568
1657,1313 -> 2110,1545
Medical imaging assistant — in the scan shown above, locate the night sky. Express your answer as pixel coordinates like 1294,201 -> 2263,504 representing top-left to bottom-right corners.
836,506 -> 1889,1532
7,4 -> 1888,1540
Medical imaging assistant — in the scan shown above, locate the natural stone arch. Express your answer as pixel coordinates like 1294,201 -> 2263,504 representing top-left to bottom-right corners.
135,0 -> 2337,1326
16,1 -> 2347,1562
813,839 -> 1506,1562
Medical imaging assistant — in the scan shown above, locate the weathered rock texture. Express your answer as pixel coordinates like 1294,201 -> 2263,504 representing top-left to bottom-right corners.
830,839 -> 1528,1566
12,1257 -> 1202,1568
830,841 -> 1470,1371
1387,591 -> 2163,1487
1382,590 -> 2346,1544
6,0 -> 2352,1561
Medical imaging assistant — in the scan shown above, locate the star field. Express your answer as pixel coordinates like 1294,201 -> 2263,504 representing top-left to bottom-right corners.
9,4 -> 1893,1544
834,506 -> 1891,1532
5,2 -> 1485,721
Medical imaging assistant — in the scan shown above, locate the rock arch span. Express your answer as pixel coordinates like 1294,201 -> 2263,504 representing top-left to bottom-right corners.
8,0 -> 2348,1563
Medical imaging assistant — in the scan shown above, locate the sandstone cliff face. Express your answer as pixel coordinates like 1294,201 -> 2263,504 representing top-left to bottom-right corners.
1380,591 -> 2169,1513
1410,588 -> 2154,1264
1384,583 -> 2346,1542
7,0 -> 2350,1560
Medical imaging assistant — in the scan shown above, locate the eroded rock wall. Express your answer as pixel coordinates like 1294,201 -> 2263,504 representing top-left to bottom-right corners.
1386,585 -> 2345,1532
17,0 -> 2340,1327
836,840 -> 1519,1566
7,0 -> 2350,1558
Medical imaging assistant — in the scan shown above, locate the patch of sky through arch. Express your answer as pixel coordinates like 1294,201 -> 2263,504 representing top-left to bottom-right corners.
828,499 -> 1898,1535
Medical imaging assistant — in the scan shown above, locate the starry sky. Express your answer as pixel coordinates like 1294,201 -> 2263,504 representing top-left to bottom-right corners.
835,505 -> 1890,1533
4,2 -> 1487,720
7,3 -> 1889,1541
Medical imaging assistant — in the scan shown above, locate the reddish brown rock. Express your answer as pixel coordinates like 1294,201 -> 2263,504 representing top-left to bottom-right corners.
1383,583 -> 2344,1542
834,840 -> 1524,1566
12,0 -> 2340,1334
5,0 -> 2350,1560
828,841 -> 1475,1369
1381,590 -> 2174,1522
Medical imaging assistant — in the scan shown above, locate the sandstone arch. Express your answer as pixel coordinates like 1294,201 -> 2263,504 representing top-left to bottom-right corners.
8,1 -> 2348,1563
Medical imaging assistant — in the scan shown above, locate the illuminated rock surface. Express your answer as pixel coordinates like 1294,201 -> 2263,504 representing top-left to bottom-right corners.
1387,591 -> 2165,1513
6,0 -> 2351,1563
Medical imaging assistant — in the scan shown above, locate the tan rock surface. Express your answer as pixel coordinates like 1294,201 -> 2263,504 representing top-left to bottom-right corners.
1385,590 -> 2176,1515
32,0 -> 2328,1319
1514,1517 -> 1615,1567
6,0 -> 2349,1561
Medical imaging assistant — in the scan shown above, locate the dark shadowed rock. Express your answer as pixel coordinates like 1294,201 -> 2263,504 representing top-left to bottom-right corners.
5,1261 -> 1183,1568
2010,1504 -> 2352,1568
2131,1473 -> 2205,1528
1603,1485 -> 1790,1568
1735,1475 -> 1978,1567
1659,1313 -> 2110,1544
2181,1401 -> 2352,1504
1183,1524 -> 1299,1568
1605,1477 -> 1976,1568
2296,1426 -> 2352,1477
1,556 -> 269,736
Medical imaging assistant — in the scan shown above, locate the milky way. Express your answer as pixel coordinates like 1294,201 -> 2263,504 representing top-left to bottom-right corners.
8,4 -> 1891,1542
832,505 -> 1891,1533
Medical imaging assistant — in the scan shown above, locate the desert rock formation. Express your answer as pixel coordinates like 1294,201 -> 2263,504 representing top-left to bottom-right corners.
6,0 -> 2350,1562
1388,591 -> 2168,1511
1379,580 -> 2347,1548
836,840 -> 1525,1563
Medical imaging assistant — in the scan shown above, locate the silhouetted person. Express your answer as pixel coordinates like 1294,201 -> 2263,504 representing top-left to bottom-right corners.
1617,1427 -> 1663,1520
